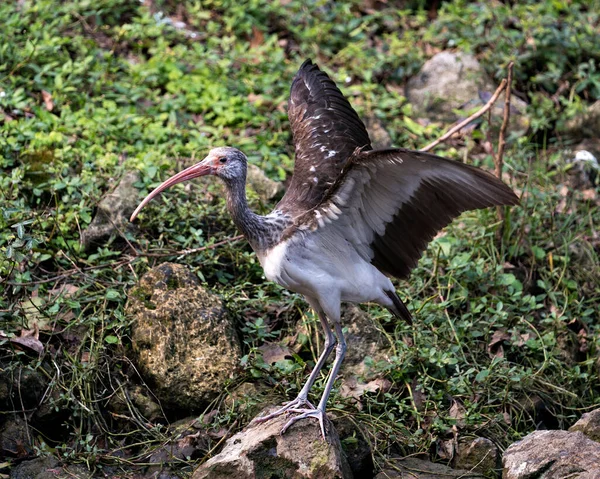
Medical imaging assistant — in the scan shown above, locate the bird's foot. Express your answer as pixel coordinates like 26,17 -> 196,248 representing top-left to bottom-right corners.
252,396 -> 316,424
281,408 -> 327,439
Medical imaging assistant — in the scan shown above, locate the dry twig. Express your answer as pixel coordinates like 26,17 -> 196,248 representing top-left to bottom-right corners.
496,62 -> 514,225
420,79 -> 507,153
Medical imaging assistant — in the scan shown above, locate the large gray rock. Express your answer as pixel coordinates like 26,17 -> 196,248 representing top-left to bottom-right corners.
406,51 -> 528,134
503,430 -> 600,479
192,406 -> 352,478
127,263 -> 241,409
81,170 -> 140,249
374,457 -> 482,479
569,408 -> 600,442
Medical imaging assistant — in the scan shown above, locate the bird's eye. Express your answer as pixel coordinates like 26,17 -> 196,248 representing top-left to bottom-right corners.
219,157 -> 227,164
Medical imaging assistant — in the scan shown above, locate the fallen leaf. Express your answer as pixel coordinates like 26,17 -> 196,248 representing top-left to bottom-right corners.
10,323 -> 43,354
436,438 -> 455,460
249,26 -> 264,49
340,375 -> 391,405
582,188 -> 598,201
449,400 -> 467,428
514,332 -> 535,347
41,90 -> 53,111
488,329 -> 510,358
259,342 -> 293,364
49,283 -> 79,297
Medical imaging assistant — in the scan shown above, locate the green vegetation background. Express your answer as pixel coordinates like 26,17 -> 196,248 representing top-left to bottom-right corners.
1,0 -> 599,476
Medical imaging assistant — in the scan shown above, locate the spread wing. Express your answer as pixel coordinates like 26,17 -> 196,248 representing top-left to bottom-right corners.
277,59 -> 372,217
291,148 -> 519,280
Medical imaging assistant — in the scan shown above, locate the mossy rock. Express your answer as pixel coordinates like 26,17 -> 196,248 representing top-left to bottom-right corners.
127,263 -> 241,410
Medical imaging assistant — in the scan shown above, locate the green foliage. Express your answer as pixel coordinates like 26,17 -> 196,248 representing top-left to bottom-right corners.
1,0 -> 599,476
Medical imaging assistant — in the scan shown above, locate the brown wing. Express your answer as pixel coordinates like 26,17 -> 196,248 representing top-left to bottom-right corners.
291,148 -> 519,279
277,60 -> 372,217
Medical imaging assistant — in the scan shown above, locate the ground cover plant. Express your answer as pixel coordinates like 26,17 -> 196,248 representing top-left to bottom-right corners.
1,0 -> 599,477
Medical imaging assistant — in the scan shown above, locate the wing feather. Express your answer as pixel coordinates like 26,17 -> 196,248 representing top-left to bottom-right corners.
290,148 -> 519,280
277,60 -> 372,217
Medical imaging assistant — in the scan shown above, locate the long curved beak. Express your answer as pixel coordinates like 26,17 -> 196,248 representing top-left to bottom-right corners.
130,160 -> 214,221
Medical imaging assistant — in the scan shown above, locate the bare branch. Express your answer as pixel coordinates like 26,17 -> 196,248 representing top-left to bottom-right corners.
420,79 -> 507,153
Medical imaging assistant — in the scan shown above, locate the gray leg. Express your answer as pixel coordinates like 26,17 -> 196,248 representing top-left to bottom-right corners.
282,305 -> 346,439
253,297 -> 336,423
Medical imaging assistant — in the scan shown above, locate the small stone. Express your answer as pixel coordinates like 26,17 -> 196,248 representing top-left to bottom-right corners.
453,437 -> 498,475
81,170 -> 141,249
127,263 -> 241,409
364,115 -> 393,149
247,164 -> 285,202
9,456 -> 59,479
192,406 -> 352,479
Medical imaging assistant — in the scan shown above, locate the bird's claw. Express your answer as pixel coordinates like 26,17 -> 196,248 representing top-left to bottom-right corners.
252,396 -> 316,424
281,408 -> 327,439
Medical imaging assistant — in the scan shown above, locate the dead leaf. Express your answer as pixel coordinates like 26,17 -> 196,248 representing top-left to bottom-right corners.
10,324 -> 43,354
249,26 -> 264,49
340,375 -> 391,405
514,331 -> 535,347
49,284 -> 79,297
582,188 -> 598,201
41,90 -> 53,111
488,329 -> 511,358
259,342 -> 293,364
449,400 -> 467,428
436,438 -> 455,460
247,93 -> 264,105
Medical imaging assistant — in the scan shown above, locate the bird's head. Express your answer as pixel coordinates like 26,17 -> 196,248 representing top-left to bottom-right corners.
130,146 -> 247,221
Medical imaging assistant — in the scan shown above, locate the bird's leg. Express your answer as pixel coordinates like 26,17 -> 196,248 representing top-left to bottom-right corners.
282,320 -> 346,439
253,303 -> 336,424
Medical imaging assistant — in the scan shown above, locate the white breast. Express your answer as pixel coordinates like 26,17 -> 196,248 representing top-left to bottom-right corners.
260,240 -> 290,284
257,232 -> 395,307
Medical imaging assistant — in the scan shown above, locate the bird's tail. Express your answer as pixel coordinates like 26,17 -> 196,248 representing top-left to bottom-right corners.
384,290 -> 413,325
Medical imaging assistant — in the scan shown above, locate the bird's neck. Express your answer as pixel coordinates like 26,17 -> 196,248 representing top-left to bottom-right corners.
223,176 -> 283,252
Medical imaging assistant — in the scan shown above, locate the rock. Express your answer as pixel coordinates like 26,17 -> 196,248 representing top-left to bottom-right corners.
406,51 -> 528,135
192,406 -> 352,479
81,170 -> 140,249
0,365 -> 48,412
223,382 -> 271,418
331,415 -> 373,478
338,305 -> 392,407
9,456 -> 59,479
364,115 -> 393,149
453,437 -> 498,475
566,147 -> 600,190
1,416 -> 32,458
503,430 -> 600,479
108,384 -> 162,422
374,457 -> 482,479
558,100 -> 600,141
569,408 -> 600,442
341,305 -> 391,380
148,418 -> 209,463
246,164 -> 285,202
127,263 -> 241,409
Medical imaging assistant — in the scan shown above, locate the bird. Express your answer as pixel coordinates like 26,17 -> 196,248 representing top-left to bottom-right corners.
130,59 -> 519,439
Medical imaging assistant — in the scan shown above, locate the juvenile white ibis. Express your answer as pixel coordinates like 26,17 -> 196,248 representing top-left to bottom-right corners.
131,59 -> 518,438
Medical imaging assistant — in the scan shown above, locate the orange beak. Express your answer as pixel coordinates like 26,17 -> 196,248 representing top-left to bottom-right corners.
130,158 -> 215,222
